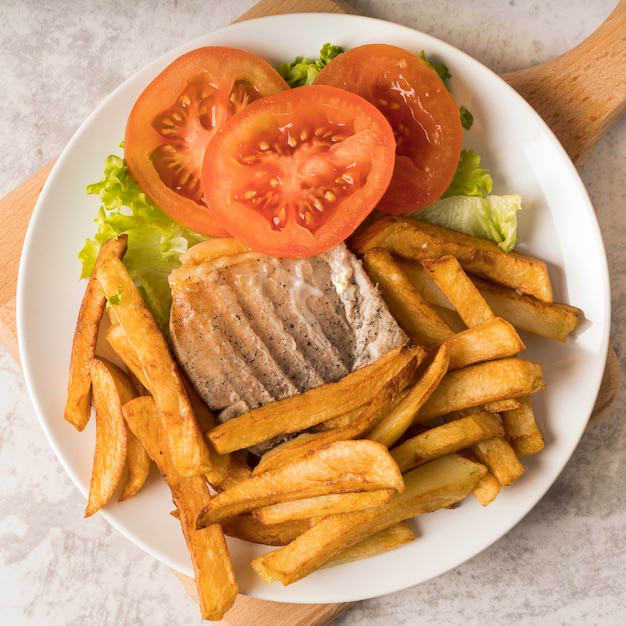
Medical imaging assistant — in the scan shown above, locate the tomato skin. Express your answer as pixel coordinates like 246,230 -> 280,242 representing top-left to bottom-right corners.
201,85 -> 396,258
314,44 -> 463,213
124,46 -> 290,237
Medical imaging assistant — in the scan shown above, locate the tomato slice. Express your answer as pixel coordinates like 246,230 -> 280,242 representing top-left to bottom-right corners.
201,85 -> 396,258
124,46 -> 289,236
314,44 -> 463,213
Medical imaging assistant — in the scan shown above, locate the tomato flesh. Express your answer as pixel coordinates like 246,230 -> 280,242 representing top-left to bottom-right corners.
314,44 -> 463,213
202,85 -> 396,257
124,46 -> 289,236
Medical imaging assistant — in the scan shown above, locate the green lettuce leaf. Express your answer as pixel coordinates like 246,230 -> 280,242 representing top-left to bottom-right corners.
276,43 -> 344,87
443,149 -> 493,199
409,193 -> 521,252
79,153 -> 205,335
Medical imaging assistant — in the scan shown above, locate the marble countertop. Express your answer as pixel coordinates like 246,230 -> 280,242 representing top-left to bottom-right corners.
1,1 -> 625,624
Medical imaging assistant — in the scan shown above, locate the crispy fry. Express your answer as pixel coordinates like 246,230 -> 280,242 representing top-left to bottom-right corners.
395,258 -> 579,342
118,427 -> 151,502
197,440 -> 405,527
220,514 -> 309,547
390,411 -> 505,473
421,254 -> 495,328
349,214 -> 554,302
253,356 -> 419,474
207,342 -> 426,455
471,437 -> 526,486
361,247 -> 455,346
501,395 -> 545,456
254,490 -> 395,525
84,357 -> 136,517
325,521 -> 415,568
471,470 -> 502,506
417,358 -> 545,422
365,343 -> 450,448
250,454 -> 487,585
96,255 -> 213,478
444,317 -> 525,370
65,235 -> 128,430
122,395 -> 238,620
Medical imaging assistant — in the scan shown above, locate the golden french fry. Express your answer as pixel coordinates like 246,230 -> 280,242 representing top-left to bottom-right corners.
65,235 -> 128,431
122,395 -> 238,620
118,427 -> 151,502
349,214 -> 554,302
361,247 -> 455,346
366,343 -> 450,448
421,254 -> 495,328
207,342 -> 426,455
471,437 -> 526,486
471,470 -> 502,506
470,274 -> 580,342
220,514 -> 309,547
96,255 -> 213,478
197,440 -> 405,527
254,490 -> 395,525
325,521 -> 415,568
251,454 -> 487,585
444,317 -> 525,370
417,358 -> 545,422
501,395 -> 545,456
104,323 -> 148,390
254,356 -> 419,474
84,357 -> 136,517
395,258 -> 579,342
482,398 -> 521,413
390,411 -> 505,473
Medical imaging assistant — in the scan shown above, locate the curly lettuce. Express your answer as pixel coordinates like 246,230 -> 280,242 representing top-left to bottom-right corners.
410,150 -> 521,252
79,153 -> 205,334
276,43 -> 344,87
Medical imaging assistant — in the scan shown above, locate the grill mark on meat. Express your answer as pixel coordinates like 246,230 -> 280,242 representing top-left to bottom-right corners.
227,263 -> 327,394
170,284 -> 274,411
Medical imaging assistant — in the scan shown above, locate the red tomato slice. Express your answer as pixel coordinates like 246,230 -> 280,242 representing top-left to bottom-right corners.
314,44 -> 463,213
201,85 -> 396,258
124,46 -> 289,236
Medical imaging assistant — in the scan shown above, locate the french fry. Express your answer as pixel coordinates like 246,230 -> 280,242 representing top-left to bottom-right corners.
254,490 -> 395,525
482,398 -> 521,413
421,254 -> 495,328
444,317 -> 525,370
122,395 -> 238,620
471,470 -> 502,506
325,521 -> 415,568
96,255 -> 213,478
253,356 -> 419,474
501,395 -> 545,456
65,234 -> 128,431
361,247 -> 455,346
84,357 -> 136,517
220,514 -> 309,547
251,454 -> 487,585
365,343 -> 450,448
390,411 -> 505,473
197,440 -> 405,527
118,428 -> 151,502
395,258 -> 579,342
207,342 -> 426,455
470,274 -> 580,342
349,214 -> 554,302
471,437 -> 526,486
416,358 -> 545,422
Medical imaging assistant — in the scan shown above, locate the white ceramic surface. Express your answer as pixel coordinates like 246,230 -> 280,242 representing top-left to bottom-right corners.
2,1 -> 625,624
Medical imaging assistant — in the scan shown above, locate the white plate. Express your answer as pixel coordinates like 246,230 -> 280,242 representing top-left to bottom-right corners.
17,13 -> 610,604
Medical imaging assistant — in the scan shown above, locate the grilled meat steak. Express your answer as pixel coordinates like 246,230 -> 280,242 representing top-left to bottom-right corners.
169,239 -> 406,430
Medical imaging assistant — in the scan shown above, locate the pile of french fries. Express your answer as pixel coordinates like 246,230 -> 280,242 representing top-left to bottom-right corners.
64,213 -> 581,620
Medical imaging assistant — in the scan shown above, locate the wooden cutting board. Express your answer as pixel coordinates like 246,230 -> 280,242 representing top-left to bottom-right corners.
1,0 -> 623,624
